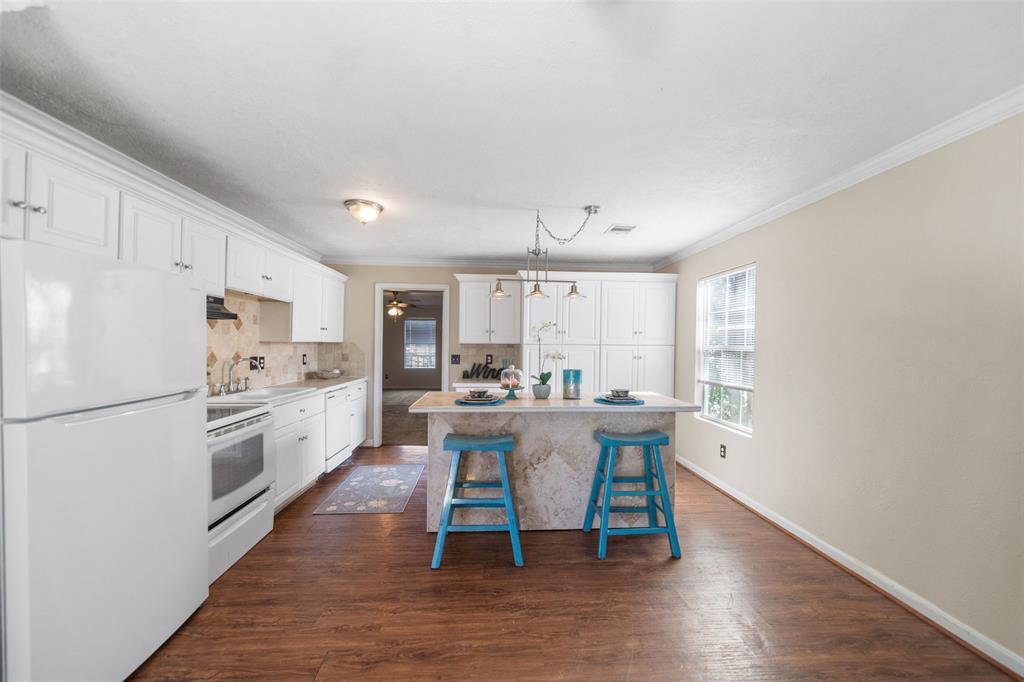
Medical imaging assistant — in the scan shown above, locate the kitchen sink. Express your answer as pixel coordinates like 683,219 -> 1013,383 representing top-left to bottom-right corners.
209,387 -> 317,403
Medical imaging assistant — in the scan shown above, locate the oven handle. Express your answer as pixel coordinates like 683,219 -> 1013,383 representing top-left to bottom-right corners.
207,413 -> 273,446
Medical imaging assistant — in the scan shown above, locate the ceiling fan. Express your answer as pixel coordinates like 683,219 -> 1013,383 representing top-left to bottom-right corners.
385,291 -> 417,321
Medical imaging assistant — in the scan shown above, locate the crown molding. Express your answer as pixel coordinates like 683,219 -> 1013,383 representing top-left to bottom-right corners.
320,255 -> 656,272
0,92 -> 323,262
653,85 -> 1024,270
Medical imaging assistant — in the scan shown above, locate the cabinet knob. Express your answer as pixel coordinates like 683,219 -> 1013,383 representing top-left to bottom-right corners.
31,205 -> 48,215
8,200 -> 28,210
173,261 -> 182,268
183,263 -> 193,271
267,275 -> 273,281
299,408 -> 306,413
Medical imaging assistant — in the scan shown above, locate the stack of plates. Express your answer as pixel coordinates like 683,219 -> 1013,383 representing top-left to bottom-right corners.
601,393 -> 636,402
460,393 -> 498,403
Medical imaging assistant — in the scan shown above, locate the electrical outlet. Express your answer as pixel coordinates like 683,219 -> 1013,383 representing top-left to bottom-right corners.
451,354 -> 461,365
720,444 -> 727,458
485,353 -> 494,365
302,353 -> 308,366
248,356 -> 259,370
258,356 -> 265,371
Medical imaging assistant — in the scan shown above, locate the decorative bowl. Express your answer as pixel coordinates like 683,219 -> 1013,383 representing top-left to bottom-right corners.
468,389 -> 491,399
316,369 -> 343,379
610,388 -> 631,398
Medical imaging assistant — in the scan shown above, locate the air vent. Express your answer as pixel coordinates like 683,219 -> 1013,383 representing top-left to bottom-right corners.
604,224 -> 637,235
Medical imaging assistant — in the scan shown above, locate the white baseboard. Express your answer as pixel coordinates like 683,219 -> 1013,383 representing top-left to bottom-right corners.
676,454 -> 1024,677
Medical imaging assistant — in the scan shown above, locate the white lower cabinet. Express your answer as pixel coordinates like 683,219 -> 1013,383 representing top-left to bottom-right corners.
522,344 -> 600,395
300,411 -> 326,486
273,422 -> 302,510
601,346 -> 637,393
600,345 -> 674,395
349,383 -> 367,446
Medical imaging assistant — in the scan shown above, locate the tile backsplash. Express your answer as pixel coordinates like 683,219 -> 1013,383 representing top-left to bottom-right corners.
452,344 -> 521,384
206,292 -> 350,390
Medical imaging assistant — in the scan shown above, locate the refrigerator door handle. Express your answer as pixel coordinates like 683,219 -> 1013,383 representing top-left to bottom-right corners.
49,389 -> 204,426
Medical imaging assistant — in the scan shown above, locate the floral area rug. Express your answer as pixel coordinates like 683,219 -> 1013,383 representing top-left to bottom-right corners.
313,464 -> 424,514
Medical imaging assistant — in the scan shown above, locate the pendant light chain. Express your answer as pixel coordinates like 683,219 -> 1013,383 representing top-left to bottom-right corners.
535,205 -> 599,246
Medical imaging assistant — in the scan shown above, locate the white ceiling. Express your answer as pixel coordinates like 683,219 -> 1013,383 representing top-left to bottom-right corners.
1,2 -> 1021,267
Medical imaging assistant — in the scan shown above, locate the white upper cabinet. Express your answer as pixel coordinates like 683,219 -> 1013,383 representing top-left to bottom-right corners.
457,277 -> 521,344
523,287 -> 560,343
261,267 -> 346,343
601,282 -> 640,345
321,276 -> 345,342
120,193 -> 183,275
1,140 -> 28,239
28,155 -> 120,258
637,282 -> 676,345
226,235 -> 267,295
561,280 -> 601,344
262,249 -> 294,302
181,217 -> 226,297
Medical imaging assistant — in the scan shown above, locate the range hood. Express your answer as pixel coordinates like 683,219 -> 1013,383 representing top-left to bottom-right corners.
206,295 -> 238,321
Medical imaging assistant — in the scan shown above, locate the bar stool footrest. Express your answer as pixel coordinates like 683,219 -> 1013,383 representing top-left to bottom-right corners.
607,527 -> 670,537
451,498 -> 506,508
456,481 -> 502,489
448,524 -> 511,533
611,489 -> 660,497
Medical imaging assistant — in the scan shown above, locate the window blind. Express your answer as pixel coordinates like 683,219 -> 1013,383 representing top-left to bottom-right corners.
404,319 -> 437,369
698,265 -> 756,431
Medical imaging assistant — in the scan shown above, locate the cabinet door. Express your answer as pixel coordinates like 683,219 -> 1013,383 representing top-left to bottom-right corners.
321,277 -> 345,342
1,141 -> 28,239
182,217 -> 226,297
600,346 -> 637,393
288,268 -> 323,342
225,235 -> 266,295
523,283 -> 560,344
561,280 -> 601,345
351,391 -> 367,446
300,411 -> 326,486
489,280 -> 522,343
28,155 -> 120,258
637,345 -> 675,396
563,345 -> 600,394
262,249 -> 293,302
325,389 -> 352,459
458,280 -> 493,343
523,344 -> 562,393
119,193 -> 183,275
637,282 -> 676,345
601,282 -> 639,345
273,423 -> 302,511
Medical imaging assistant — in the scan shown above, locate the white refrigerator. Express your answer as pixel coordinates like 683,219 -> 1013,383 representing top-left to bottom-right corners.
1,241 -> 209,681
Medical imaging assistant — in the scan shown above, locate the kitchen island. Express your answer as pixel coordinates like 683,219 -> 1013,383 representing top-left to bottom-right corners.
408,392 -> 700,531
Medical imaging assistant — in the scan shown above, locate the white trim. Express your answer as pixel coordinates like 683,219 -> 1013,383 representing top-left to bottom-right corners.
324,255 -> 657,272
0,93 -> 324,264
675,455 -> 1024,677
655,85 -> 1024,269
514,270 -> 678,282
372,283 -> 450,447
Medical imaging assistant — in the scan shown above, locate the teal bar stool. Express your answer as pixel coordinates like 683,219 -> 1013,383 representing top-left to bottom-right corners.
583,430 -> 681,560
432,433 -> 523,569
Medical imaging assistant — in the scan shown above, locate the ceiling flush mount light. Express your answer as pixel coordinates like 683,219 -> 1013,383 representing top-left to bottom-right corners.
344,199 -> 384,224
492,205 -> 599,301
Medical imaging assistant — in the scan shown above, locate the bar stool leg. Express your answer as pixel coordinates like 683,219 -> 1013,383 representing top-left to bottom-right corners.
496,451 -> 524,567
583,445 -> 609,532
431,450 -> 462,569
651,445 -> 681,558
597,446 -> 618,560
642,445 -> 658,528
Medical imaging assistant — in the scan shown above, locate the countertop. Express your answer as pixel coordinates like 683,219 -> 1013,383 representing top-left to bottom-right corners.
409,391 -> 699,414
273,376 -> 367,392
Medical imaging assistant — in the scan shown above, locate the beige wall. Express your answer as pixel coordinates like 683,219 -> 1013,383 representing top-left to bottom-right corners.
660,115 -> 1024,659
324,265 -> 523,436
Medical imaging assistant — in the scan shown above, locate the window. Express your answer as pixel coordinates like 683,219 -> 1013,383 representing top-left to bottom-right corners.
404,319 -> 437,369
697,264 -> 756,432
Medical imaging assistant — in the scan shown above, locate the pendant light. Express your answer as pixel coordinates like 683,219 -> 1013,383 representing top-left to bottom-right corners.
491,280 -> 511,299
526,282 -> 549,299
565,282 -> 586,300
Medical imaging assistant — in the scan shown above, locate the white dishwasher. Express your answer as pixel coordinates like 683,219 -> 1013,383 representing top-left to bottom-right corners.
325,387 -> 352,472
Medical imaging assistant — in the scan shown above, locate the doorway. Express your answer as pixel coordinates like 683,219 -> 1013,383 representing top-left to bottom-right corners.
373,285 -> 450,446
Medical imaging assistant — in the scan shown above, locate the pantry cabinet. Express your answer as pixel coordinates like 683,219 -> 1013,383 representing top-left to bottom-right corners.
260,266 -> 347,343
522,280 -> 601,345
601,281 -> 675,346
523,343 -> 600,395
27,154 -> 120,258
456,275 -> 522,344
600,344 -> 674,395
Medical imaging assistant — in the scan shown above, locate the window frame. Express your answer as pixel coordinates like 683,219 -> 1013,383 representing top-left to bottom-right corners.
402,318 -> 438,370
694,263 -> 757,435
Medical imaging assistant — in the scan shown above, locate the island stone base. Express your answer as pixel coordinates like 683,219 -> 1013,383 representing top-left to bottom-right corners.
426,411 -> 676,531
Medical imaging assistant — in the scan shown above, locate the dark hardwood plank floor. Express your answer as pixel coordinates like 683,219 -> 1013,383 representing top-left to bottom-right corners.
132,445 -> 1008,681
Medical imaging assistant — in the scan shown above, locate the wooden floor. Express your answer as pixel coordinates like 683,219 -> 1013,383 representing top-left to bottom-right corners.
133,446 -> 1008,681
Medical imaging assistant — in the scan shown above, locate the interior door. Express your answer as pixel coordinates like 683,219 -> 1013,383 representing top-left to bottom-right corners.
459,280 -> 493,343
637,282 -> 676,345
3,391 -> 208,682
119,193 -> 183,275
601,282 -> 639,345
561,280 -> 601,344
637,345 -> 675,396
489,280 -> 521,343
321,277 -> 345,342
182,217 -> 226,297
1,140 -> 28,239
600,346 -> 637,393
225,235 -> 266,296
273,422 -> 302,510
28,155 -> 120,258
563,345 -> 600,394
262,249 -> 293,302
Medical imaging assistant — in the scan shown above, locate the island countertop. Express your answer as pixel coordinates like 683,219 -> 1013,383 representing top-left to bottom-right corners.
409,391 -> 699,414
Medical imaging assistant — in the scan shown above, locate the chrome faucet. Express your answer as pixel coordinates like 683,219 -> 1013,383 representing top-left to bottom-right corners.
224,358 -> 253,393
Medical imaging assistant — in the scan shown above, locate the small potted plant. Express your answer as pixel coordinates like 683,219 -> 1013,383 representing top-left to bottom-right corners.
531,350 -> 564,399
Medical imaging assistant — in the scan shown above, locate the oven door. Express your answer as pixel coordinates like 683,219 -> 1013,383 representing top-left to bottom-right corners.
207,413 -> 276,526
